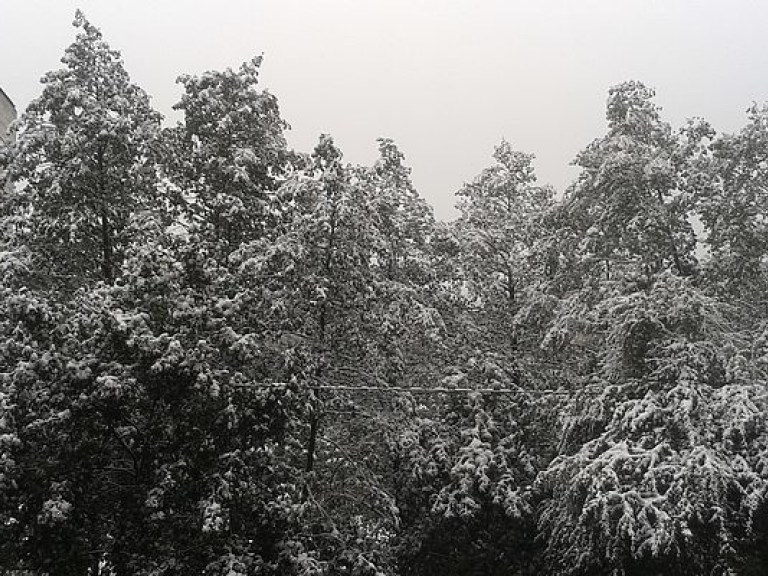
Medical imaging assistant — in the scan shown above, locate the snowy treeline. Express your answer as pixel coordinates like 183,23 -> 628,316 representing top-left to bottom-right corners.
1,12 -> 767,576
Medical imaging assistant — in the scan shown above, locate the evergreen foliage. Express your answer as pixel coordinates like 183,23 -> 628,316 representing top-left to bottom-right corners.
2,13 -> 768,576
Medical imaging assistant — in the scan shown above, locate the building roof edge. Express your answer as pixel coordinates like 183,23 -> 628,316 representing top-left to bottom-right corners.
0,87 -> 17,114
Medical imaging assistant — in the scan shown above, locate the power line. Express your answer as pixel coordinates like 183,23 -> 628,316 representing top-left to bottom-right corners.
232,382 -> 594,396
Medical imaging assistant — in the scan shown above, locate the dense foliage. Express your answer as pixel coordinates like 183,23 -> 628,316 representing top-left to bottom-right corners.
1,12 -> 768,576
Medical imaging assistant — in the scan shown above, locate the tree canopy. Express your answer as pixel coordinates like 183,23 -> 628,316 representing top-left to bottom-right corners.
1,12 -> 768,576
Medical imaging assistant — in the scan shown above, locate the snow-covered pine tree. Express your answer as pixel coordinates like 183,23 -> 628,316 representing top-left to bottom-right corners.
696,102 -> 768,297
535,83 -> 768,576
455,140 -> 554,308
162,56 -> 289,252
565,81 -> 697,279
1,10 -> 161,288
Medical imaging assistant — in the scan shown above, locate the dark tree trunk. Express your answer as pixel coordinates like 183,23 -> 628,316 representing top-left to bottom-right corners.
303,193 -> 339,486
655,189 -> 686,275
305,407 -> 319,473
100,204 -> 113,283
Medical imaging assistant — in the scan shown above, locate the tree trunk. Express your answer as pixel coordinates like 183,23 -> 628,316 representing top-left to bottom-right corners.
656,189 -> 686,275
305,406 -> 319,473
303,197 -> 338,491
97,146 -> 114,283
100,204 -> 113,283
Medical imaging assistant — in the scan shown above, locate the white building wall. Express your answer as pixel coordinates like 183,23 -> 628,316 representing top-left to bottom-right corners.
0,88 -> 16,144
1,88 -> 15,193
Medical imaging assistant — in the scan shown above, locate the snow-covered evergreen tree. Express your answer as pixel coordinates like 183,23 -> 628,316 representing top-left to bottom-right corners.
162,55 -> 289,251
1,11 -> 161,287
3,11 -> 768,573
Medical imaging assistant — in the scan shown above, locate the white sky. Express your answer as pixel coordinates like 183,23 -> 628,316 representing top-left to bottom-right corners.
3,1 -> 768,219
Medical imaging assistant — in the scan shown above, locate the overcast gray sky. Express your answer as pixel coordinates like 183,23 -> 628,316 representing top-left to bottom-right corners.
3,1 -> 768,219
